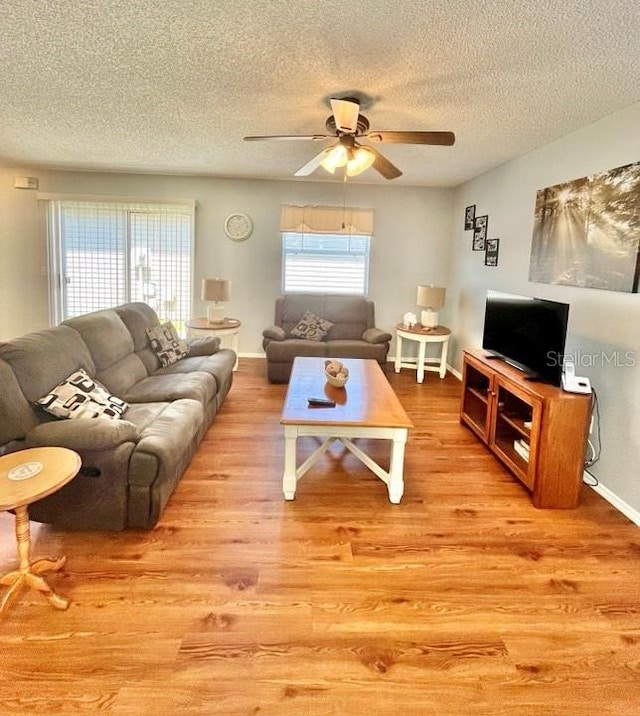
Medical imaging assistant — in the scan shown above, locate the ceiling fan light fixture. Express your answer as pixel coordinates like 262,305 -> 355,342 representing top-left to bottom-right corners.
320,144 -> 349,173
346,146 -> 376,177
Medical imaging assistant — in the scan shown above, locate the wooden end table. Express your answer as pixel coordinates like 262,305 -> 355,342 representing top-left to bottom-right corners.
186,317 -> 241,371
394,324 -> 451,383
0,447 -> 81,616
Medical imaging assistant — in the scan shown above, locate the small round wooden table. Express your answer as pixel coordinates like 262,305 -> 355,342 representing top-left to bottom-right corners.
0,447 -> 81,616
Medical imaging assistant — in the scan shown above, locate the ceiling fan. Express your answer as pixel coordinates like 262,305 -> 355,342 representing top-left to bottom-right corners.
244,96 -> 455,180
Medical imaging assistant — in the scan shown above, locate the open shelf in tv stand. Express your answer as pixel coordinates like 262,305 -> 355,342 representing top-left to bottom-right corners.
460,349 -> 591,508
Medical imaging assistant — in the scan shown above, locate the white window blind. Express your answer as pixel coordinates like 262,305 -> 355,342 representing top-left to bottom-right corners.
47,199 -> 193,331
280,205 -> 373,295
282,233 -> 370,294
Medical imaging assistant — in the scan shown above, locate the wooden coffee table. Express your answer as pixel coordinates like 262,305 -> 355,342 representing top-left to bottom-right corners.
0,447 -> 81,616
280,357 -> 413,503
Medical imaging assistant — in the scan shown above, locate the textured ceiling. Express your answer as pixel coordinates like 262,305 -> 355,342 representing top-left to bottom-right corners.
1,0 -> 639,187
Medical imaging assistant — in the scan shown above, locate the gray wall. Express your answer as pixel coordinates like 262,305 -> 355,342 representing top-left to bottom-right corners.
0,169 -> 453,352
448,101 -> 640,517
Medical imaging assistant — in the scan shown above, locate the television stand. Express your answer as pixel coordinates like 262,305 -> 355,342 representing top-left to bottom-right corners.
460,349 -> 591,508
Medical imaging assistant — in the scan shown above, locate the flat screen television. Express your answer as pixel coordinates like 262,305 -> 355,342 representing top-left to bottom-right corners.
482,291 -> 569,386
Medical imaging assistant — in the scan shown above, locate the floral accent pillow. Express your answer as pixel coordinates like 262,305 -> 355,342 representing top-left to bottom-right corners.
146,322 -> 190,367
290,311 -> 334,341
36,369 -> 128,420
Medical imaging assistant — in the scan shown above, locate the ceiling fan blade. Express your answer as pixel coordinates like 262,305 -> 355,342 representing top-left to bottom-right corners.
293,147 -> 333,176
366,145 -> 403,180
330,98 -> 360,134
366,130 -> 455,146
244,134 -> 329,141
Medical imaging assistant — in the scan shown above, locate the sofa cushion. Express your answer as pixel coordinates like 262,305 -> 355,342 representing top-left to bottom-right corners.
326,340 -> 389,362
63,310 -> 134,372
63,309 -> 147,394
0,325 -> 95,402
266,338 -> 329,361
153,350 -> 235,393
122,372 -> 216,406
36,368 -> 129,420
114,302 -> 162,374
146,322 -> 189,367
290,311 -> 333,341
114,302 -> 161,351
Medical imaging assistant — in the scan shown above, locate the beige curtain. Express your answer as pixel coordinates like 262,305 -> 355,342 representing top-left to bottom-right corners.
280,204 -> 374,235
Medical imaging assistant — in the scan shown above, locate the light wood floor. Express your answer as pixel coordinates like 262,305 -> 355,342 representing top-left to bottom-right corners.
1,359 -> 638,715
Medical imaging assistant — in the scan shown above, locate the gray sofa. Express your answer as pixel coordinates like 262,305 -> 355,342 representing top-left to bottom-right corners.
262,294 -> 391,383
0,302 -> 235,530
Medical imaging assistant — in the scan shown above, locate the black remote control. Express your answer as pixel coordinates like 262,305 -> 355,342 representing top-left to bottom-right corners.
307,397 -> 336,407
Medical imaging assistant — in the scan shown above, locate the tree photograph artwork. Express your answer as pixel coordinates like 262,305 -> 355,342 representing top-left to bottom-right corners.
529,161 -> 640,292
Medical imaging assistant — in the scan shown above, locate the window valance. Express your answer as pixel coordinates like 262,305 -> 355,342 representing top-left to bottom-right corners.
280,204 -> 374,236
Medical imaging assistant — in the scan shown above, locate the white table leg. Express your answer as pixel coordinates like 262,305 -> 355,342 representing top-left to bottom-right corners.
282,427 -> 298,500
388,429 -> 407,504
417,341 -> 427,383
394,333 -> 403,373
439,338 -> 449,379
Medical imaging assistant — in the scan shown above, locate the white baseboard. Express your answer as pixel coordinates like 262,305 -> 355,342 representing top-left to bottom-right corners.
448,364 -> 462,380
586,476 -> 640,527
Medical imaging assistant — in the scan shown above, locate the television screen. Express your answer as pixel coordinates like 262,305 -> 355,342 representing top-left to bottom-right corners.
482,291 -> 569,386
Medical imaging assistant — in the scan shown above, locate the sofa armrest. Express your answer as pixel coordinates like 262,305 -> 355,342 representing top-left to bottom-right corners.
25,419 -> 138,451
362,328 -> 392,344
263,325 -> 287,341
186,336 -> 221,356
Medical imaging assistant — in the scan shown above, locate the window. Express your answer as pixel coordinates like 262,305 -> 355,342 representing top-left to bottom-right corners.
282,232 -> 370,294
46,199 -> 194,331
279,204 -> 374,295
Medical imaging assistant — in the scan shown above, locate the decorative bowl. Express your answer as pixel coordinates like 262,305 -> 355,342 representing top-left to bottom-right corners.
325,370 -> 349,388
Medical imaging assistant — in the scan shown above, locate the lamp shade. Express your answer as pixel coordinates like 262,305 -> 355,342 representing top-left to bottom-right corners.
416,285 -> 446,309
201,278 -> 230,302
346,146 -> 376,177
320,144 -> 349,173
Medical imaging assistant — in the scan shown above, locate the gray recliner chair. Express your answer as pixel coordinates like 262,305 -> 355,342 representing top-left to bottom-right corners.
262,294 -> 391,383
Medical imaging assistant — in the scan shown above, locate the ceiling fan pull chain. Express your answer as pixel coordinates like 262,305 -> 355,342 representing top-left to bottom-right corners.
342,173 -> 348,229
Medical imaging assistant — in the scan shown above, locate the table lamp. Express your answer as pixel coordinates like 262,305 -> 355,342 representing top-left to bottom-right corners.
416,285 -> 446,328
201,278 -> 231,324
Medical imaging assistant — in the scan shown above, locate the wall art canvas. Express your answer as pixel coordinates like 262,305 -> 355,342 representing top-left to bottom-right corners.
529,161 -> 640,292
464,204 -> 476,230
485,238 -> 499,266
473,214 -> 488,250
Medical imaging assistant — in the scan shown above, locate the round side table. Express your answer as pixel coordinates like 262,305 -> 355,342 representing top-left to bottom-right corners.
186,317 -> 241,371
0,447 -> 81,616
394,324 -> 451,383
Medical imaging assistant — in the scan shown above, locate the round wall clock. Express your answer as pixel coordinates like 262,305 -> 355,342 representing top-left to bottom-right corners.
224,213 -> 253,241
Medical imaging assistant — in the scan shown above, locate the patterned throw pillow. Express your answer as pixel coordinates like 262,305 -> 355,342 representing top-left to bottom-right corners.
290,311 -> 334,341
36,369 -> 128,420
146,322 -> 190,367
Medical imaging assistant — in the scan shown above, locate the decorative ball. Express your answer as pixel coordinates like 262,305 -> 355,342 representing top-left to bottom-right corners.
324,360 -> 349,388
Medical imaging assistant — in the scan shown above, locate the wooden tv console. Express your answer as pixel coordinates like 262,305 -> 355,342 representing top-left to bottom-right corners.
460,349 -> 592,508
